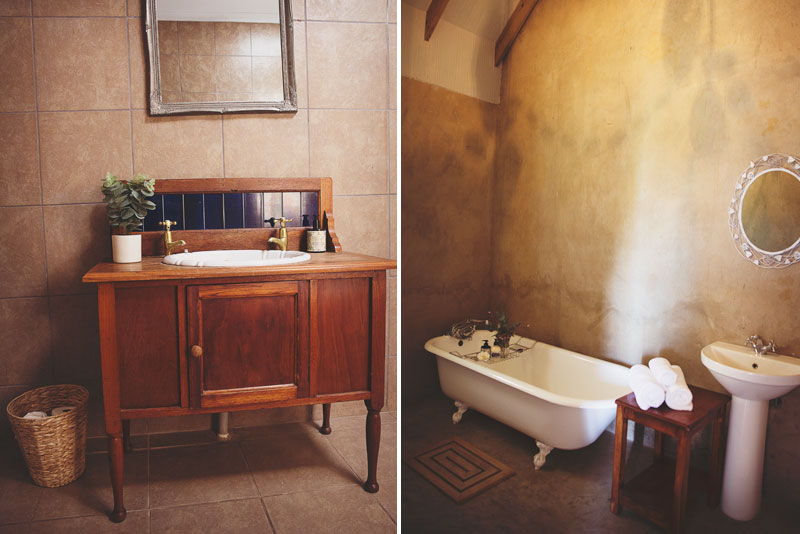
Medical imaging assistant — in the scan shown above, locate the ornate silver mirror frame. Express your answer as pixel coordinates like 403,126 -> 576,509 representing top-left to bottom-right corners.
729,153 -> 800,268
145,0 -> 297,115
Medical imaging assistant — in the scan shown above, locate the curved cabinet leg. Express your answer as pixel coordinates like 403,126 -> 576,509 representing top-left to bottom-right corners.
452,401 -> 469,424
108,435 -> 127,522
363,401 -> 381,493
533,441 -> 554,470
320,403 -> 332,435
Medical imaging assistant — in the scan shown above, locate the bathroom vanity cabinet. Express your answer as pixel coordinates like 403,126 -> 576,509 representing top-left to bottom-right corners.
83,252 -> 394,522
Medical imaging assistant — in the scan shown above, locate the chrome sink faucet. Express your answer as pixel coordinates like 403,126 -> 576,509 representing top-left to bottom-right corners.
745,335 -> 776,356
266,217 -> 292,252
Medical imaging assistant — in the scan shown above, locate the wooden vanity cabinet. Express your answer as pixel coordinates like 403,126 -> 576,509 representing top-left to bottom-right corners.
85,255 -> 392,523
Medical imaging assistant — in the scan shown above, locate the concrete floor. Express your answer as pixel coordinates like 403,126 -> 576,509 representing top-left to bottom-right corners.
0,413 -> 396,533
402,394 -> 796,533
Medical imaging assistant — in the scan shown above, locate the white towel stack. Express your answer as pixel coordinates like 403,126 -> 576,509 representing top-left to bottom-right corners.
665,365 -> 693,411
628,358 -> 693,411
628,364 -> 665,410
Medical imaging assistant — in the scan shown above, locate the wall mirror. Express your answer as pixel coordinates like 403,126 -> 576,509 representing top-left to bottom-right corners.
145,0 -> 296,115
729,153 -> 800,268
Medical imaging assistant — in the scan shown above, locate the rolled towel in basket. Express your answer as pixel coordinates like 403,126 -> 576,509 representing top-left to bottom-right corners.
23,411 -> 47,420
51,406 -> 76,416
648,357 -> 677,387
665,365 -> 693,411
628,364 -> 665,410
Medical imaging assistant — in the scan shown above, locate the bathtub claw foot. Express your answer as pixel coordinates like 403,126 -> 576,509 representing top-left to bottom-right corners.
534,441 -> 554,470
452,401 -> 469,424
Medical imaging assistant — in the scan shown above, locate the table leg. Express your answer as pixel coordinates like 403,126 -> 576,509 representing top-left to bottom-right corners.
363,400 -> 381,493
672,431 -> 690,533
108,434 -> 126,522
709,407 -> 725,507
320,403 -> 332,435
610,405 -> 628,514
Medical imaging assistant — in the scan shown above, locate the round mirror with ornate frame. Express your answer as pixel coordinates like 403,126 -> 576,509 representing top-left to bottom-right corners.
729,153 -> 800,268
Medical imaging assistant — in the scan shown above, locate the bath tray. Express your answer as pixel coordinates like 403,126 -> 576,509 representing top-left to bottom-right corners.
449,340 -> 535,364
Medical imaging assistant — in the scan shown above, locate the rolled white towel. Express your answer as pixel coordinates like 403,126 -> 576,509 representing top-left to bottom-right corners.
23,411 -> 47,420
51,406 -> 76,416
648,357 -> 677,387
665,365 -> 693,411
628,364 -> 665,410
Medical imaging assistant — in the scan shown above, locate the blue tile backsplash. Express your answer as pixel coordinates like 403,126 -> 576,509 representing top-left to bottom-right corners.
140,192 -> 319,231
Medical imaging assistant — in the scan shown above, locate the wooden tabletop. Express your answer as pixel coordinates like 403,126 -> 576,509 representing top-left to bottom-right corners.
616,385 -> 729,431
82,252 -> 396,283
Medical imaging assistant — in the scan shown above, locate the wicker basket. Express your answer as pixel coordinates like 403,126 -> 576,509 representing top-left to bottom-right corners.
6,385 -> 89,488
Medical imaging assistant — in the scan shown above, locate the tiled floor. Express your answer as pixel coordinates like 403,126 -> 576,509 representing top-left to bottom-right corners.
402,394 -> 797,533
0,413 -> 396,533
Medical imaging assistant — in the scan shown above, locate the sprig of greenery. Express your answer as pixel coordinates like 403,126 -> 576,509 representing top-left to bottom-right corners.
101,173 -> 156,234
488,311 -> 520,345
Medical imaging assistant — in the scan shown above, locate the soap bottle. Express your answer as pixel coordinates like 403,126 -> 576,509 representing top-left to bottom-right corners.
307,214 -> 326,253
478,340 -> 491,361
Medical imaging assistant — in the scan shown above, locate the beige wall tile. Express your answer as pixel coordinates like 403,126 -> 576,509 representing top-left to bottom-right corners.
0,0 -> 30,16
389,110 -> 396,193
388,24 -> 396,109
251,23 -> 281,56
157,20 -> 179,56
177,21 -> 214,55
34,18 -> 130,111
389,0 -> 396,23
388,276 -> 396,355
223,112 -> 309,178
50,294 -> 100,382
333,195 -> 388,257
181,92 -> 217,103
0,298 -> 51,384
39,111 -> 132,205
0,113 -> 40,206
307,22 -> 387,109
0,18 -> 35,112
310,110 -> 387,195
44,204 -> 110,295
129,17 -> 148,110
215,22 -> 251,56
389,194 -> 396,260
291,0 -> 305,20
127,0 -> 142,17
252,56 -> 283,101
0,207 -> 47,298
292,21 -> 307,108
306,0 -> 386,22
158,54 -> 181,93
179,54 -> 217,93
217,56 -> 252,94
33,0 -> 126,16
385,356 -> 396,411
131,111 -> 223,178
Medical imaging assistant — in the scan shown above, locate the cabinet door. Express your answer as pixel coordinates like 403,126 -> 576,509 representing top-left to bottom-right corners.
187,281 -> 309,408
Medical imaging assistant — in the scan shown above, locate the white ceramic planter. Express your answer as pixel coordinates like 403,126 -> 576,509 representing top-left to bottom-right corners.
112,234 -> 142,263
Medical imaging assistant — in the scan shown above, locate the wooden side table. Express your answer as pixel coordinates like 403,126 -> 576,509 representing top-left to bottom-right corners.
610,385 -> 729,533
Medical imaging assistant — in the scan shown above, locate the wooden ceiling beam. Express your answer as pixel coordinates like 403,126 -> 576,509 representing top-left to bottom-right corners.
495,0 -> 539,66
424,0 -> 450,41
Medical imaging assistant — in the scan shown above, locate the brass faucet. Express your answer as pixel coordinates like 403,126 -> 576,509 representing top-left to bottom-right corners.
158,220 -> 186,255
267,217 -> 291,251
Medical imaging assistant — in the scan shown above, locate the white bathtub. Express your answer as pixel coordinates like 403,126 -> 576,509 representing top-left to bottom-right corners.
425,330 -> 631,468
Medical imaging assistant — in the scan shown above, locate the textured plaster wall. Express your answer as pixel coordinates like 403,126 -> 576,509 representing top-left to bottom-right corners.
401,77 -> 497,402
493,0 -> 800,494
0,0 -> 397,439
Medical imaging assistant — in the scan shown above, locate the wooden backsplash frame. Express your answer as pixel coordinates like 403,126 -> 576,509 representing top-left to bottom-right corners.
141,178 -> 342,255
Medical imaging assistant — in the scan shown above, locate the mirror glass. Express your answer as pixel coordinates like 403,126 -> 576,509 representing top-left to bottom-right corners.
741,170 -> 800,252
729,154 -> 800,268
146,0 -> 296,114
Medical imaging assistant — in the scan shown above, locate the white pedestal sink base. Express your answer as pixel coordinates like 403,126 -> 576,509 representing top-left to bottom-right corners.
721,396 -> 769,521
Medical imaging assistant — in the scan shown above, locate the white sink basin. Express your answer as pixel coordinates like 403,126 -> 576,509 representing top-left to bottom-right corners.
162,249 -> 311,267
701,341 -> 800,401
701,341 -> 800,521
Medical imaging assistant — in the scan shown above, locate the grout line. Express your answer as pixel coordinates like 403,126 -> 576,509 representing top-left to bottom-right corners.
259,498 -> 278,534
304,18 -> 311,176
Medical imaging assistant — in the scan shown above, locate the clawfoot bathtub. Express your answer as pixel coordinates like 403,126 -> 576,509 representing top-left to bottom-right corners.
425,330 -> 631,469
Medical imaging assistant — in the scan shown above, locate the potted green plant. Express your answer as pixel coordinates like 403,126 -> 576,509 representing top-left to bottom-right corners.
101,172 -> 156,263
488,311 -> 520,350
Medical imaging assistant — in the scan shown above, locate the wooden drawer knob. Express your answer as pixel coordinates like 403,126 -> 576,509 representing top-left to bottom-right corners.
191,345 -> 202,359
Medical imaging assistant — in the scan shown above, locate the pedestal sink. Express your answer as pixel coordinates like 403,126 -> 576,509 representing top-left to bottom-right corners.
701,341 -> 800,521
